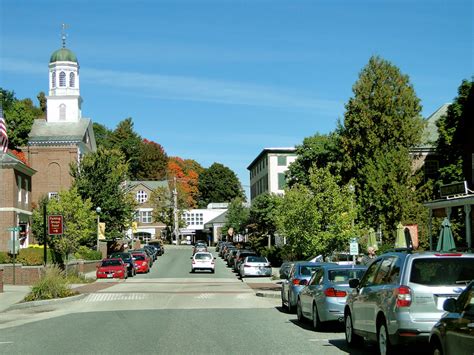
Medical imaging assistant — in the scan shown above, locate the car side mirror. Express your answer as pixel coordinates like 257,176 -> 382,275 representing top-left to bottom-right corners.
190,257 -> 193,259
349,278 -> 360,288
299,279 -> 308,286
443,298 -> 457,313
214,257 -> 216,259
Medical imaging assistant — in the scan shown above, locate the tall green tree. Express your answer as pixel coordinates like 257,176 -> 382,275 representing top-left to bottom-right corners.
224,197 -> 250,236
93,122 -> 113,149
4,98 -> 40,149
276,166 -> 357,260
70,147 -> 136,237
340,56 -> 424,239
435,78 -> 474,188
198,163 -> 244,207
31,188 -> 96,261
287,132 -> 342,187
137,139 -> 168,180
108,118 -> 143,179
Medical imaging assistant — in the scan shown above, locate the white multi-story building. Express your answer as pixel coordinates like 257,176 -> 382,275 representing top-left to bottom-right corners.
247,147 -> 297,201
180,203 -> 228,244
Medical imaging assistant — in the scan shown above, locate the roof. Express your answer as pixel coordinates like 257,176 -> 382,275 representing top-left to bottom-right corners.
126,180 -> 169,191
247,147 -> 296,170
0,152 -> 36,176
50,48 -> 78,63
204,211 -> 227,227
28,118 -> 92,144
417,103 -> 450,150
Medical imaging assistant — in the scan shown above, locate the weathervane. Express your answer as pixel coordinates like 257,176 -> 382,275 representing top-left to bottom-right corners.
61,23 -> 69,48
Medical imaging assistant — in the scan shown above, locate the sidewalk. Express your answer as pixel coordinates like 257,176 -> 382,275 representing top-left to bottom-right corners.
0,285 -> 31,312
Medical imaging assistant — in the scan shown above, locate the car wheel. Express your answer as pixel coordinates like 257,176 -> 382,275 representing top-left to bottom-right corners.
377,319 -> 392,355
431,339 -> 443,355
297,299 -> 304,322
345,311 -> 362,347
287,292 -> 294,313
312,303 -> 322,331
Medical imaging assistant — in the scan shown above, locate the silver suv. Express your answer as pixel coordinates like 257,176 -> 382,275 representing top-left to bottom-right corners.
344,249 -> 474,355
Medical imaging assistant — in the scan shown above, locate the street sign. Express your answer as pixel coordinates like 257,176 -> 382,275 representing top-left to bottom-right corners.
8,238 -> 20,254
440,181 -> 467,198
48,215 -> 63,235
7,227 -> 20,232
349,240 -> 359,256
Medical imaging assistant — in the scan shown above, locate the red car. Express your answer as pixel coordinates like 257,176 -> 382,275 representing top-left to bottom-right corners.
131,252 -> 150,273
96,258 -> 127,279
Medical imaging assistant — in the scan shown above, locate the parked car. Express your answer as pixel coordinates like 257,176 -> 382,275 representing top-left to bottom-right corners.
96,258 -> 127,279
191,252 -> 215,273
109,252 -> 136,277
239,256 -> 272,278
296,264 -> 367,330
215,240 -> 224,252
223,246 -> 236,261
143,245 -> 158,261
226,249 -> 239,267
279,261 -> 294,280
133,248 -> 154,267
233,250 -> 257,273
326,252 -> 354,265
429,280 -> 474,355
344,250 -> 474,355
219,242 -> 233,257
131,252 -> 150,273
281,262 -> 329,313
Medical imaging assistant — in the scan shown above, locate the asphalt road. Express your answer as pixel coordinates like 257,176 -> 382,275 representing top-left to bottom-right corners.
0,246 -> 430,355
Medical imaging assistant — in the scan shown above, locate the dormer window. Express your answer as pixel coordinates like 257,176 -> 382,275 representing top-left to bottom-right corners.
52,71 -> 56,88
59,71 -> 66,87
136,190 -> 148,203
69,72 -> 75,87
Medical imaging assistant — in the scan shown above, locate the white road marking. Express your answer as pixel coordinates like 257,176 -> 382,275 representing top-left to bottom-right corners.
0,342 -> 13,344
84,293 -> 147,302
195,293 -> 215,299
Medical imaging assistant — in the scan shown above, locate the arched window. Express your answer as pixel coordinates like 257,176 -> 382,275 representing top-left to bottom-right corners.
69,72 -> 75,87
59,104 -> 66,120
59,72 -> 66,87
51,71 -> 56,88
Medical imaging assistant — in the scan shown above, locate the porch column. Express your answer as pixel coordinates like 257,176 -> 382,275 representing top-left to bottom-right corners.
465,204 -> 472,248
428,209 -> 433,250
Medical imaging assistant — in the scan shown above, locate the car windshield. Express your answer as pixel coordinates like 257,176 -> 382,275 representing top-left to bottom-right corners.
410,258 -> 474,286
101,259 -> 122,267
299,265 -> 319,276
195,253 -> 212,260
132,254 -> 145,261
247,256 -> 267,263
111,253 -> 130,260
328,269 -> 366,283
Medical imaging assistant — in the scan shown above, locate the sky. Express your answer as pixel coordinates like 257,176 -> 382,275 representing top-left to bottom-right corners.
1,0 -> 473,197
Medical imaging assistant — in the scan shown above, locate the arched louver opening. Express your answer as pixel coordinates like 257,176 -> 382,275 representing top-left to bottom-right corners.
69,72 -> 75,87
59,71 -> 66,87
52,70 -> 56,88
59,104 -> 66,120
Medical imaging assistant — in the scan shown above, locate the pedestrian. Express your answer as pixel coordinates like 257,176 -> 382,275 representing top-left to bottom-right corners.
361,246 -> 377,266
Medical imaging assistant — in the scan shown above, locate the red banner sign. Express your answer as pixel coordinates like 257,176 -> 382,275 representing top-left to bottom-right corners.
48,215 -> 63,235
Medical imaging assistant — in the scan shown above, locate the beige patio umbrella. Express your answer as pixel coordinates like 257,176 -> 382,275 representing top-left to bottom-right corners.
395,222 -> 407,248
367,228 -> 377,250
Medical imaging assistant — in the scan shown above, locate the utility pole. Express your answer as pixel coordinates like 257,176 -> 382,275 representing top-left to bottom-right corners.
173,177 -> 179,245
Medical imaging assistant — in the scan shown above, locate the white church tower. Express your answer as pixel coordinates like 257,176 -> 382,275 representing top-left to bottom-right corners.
46,27 -> 82,122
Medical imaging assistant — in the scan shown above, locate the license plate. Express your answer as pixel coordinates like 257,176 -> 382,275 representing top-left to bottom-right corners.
107,274 -> 113,278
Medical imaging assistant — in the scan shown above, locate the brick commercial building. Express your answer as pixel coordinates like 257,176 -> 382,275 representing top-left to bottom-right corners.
0,152 -> 36,252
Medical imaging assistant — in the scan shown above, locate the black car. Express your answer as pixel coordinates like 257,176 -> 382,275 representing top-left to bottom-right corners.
143,245 -> 158,261
429,280 -> 474,355
109,252 -> 136,277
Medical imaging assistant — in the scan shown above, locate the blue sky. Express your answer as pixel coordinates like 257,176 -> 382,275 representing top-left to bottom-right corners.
1,0 -> 472,196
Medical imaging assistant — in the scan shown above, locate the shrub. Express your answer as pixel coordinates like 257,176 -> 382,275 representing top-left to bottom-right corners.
74,246 -> 102,260
14,248 -> 54,266
24,265 -> 77,302
0,252 -> 11,264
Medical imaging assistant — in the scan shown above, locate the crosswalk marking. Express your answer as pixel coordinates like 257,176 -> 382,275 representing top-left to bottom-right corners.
84,293 -> 147,303
195,293 -> 215,300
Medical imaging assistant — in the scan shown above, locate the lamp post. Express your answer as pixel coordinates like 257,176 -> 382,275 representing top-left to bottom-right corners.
96,207 -> 101,252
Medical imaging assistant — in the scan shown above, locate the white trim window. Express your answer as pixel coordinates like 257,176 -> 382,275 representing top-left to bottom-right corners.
17,176 -> 22,203
136,190 -> 148,203
140,211 -> 152,223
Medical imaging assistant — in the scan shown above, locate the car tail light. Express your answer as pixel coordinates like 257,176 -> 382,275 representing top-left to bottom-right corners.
324,287 -> 347,297
292,279 -> 303,285
192,260 -> 195,264
396,286 -> 412,307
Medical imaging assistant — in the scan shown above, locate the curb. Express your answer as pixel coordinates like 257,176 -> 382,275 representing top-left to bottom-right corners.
255,291 -> 281,299
5,293 -> 87,311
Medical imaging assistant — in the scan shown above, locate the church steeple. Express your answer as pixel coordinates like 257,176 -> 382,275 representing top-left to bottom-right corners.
46,24 -> 82,123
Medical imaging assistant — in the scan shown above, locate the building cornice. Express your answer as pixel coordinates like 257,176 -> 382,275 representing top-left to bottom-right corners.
0,208 -> 33,215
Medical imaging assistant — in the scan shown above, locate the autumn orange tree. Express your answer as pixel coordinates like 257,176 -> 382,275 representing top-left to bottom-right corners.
167,157 -> 203,208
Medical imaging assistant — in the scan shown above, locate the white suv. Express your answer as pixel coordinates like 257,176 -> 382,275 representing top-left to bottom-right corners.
191,252 -> 215,273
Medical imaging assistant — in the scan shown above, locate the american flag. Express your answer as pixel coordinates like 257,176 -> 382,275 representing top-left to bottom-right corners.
0,103 -> 8,153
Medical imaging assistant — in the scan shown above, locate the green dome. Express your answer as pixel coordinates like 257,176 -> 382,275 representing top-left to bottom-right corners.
49,48 -> 78,63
